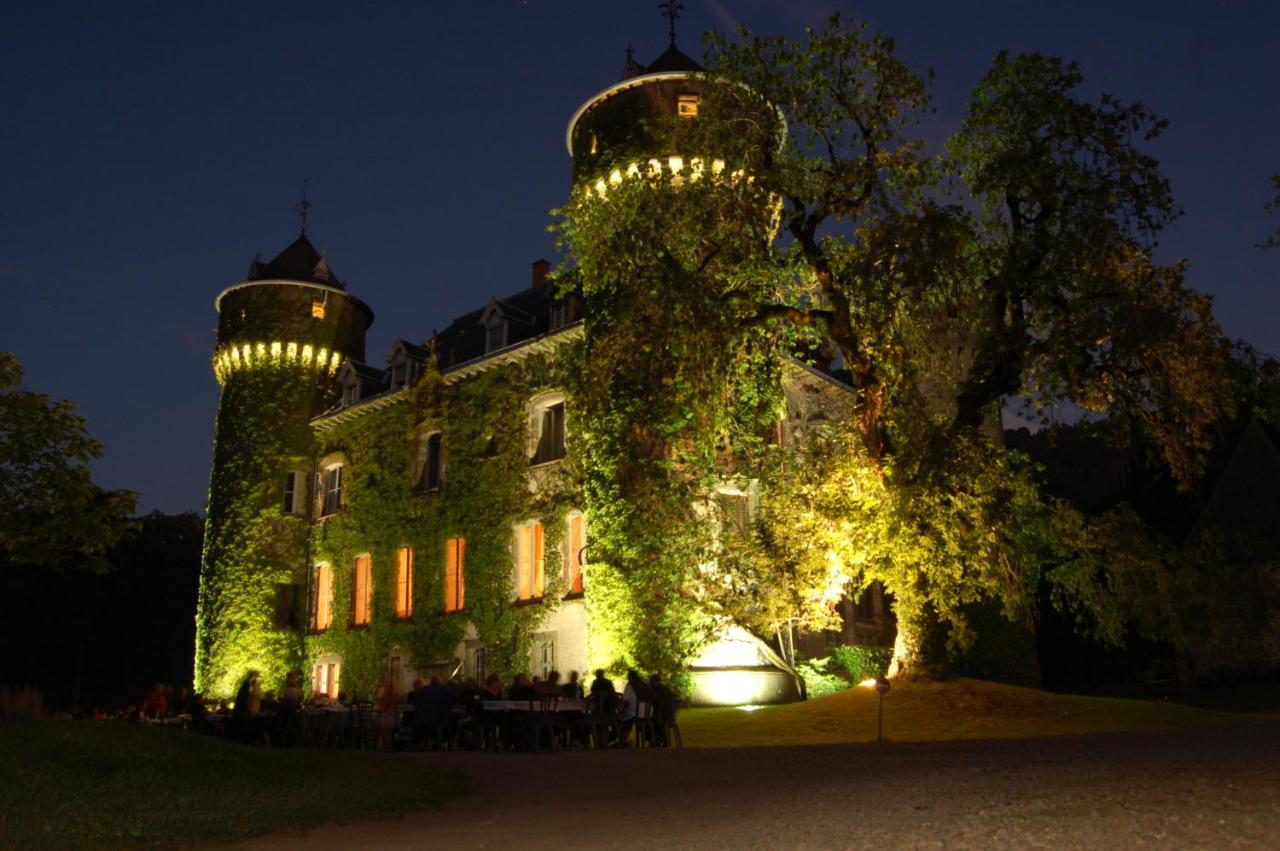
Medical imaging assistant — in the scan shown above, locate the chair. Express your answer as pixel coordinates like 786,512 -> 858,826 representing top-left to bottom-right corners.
347,701 -> 375,749
571,692 -> 612,749
531,696 -> 569,752
632,700 -> 657,748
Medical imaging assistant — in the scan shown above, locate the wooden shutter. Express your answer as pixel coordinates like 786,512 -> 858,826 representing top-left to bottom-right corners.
568,514 -> 585,594
353,555 -> 371,625
396,547 -> 413,618
533,522 -> 545,598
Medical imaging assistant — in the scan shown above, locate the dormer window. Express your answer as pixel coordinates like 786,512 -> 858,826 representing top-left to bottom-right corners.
549,300 -> 571,331
342,381 -> 359,406
390,361 -> 415,390
486,319 -> 507,353
678,94 -> 699,118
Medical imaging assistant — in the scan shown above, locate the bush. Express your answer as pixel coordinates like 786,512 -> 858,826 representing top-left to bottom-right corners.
796,657 -> 849,699
829,644 -> 893,682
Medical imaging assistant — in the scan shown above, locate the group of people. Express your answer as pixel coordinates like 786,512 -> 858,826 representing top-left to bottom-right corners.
101,666 -> 680,752
402,667 -> 678,751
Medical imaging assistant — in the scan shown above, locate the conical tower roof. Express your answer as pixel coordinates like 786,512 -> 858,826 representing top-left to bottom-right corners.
644,42 -> 703,73
248,233 -> 343,288
619,44 -> 646,81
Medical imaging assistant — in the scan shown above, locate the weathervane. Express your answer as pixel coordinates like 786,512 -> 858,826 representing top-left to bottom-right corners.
293,178 -> 311,235
659,0 -> 684,46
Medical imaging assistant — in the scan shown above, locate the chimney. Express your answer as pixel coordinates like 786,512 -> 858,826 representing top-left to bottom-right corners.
531,259 -> 551,289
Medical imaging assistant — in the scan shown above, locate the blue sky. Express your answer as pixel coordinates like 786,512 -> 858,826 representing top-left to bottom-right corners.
3,1 -> 1276,513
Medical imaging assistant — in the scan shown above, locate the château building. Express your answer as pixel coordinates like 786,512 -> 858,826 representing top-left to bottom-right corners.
194,35 -> 888,705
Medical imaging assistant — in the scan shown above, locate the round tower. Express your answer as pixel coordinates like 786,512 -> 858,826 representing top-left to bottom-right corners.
564,29 -> 790,683
566,41 -> 709,184
195,232 -> 373,697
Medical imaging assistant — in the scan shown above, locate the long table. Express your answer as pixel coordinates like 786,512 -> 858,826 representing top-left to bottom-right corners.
480,699 -> 586,712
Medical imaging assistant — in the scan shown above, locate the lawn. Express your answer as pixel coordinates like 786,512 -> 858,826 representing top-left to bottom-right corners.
0,719 -> 465,850
679,677 -> 1238,748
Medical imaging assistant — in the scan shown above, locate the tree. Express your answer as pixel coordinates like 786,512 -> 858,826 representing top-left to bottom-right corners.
0,353 -> 135,571
1262,173 -> 1280,249
556,17 -> 1233,678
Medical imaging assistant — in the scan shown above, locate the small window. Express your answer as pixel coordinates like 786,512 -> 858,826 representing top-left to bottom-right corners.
566,513 -> 585,596
311,298 -> 326,320
715,490 -> 751,537
395,546 -> 414,619
352,554 -> 372,627
321,464 -> 343,515
309,564 -> 333,632
549,300 -> 571,330
387,654 -> 404,691
312,657 -> 340,698
342,381 -> 359,406
514,521 -> 545,601
444,537 -> 466,613
417,433 -> 443,492
274,583 -> 298,629
390,361 -> 415,390
532,402 -> 566,464
677,94 -> 699,118
283,470 -> 307,515
536,638 -> 555,680
486,321 -> 507,353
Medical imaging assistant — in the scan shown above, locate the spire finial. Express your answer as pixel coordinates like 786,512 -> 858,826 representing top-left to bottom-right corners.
659,0 -> 683,46
626,43 -> 634,62
293,178 -> 311,235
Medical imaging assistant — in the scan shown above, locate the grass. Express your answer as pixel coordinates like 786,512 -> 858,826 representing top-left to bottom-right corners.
679,677 -> 1240,748
0,720 -> 466,850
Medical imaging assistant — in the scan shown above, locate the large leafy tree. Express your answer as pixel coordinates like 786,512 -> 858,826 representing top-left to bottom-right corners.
557,16 -> 1233,677
0,353 -> 135,571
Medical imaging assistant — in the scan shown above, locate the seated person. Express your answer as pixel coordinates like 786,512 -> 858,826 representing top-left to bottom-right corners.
507,673 -> 537,701
561,670 -> 585,699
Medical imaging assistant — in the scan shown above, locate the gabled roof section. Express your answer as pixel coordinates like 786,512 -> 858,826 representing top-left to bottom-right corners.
248,233 -> 343,288
337,359 -> 387,387
387,338 -> 430,364
479,296 -> 535,328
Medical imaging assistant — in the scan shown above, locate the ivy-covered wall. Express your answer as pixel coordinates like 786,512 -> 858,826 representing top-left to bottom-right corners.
303,340 -> 585,698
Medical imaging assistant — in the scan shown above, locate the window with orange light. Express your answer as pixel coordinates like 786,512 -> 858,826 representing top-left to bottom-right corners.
566,513 -> 585,596
309,564 -> 332,632
352,554 -> 372,626
444,537 -> 466,613
514,521 -> 545,601
394,546 -> 413,619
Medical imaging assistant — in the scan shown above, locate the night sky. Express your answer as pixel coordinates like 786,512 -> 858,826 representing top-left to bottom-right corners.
3,1 -> 1277,514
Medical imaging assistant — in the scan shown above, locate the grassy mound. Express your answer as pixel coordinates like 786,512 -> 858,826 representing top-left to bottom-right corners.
680,677 -> 1235,748
0,720 -> 465,849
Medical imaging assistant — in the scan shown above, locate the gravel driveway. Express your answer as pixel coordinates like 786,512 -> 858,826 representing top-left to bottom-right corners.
234,721 -> 1280,849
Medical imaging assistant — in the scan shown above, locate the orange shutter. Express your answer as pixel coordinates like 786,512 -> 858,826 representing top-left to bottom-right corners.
396,547 -> 413,618
569,515 -> 585,594
354,555 -> 371,625
533,522 -> 545,598
516,526 -> 530,600
444,539 -> 457,612
457,537 -> 466,610
315,565 -> 332,630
